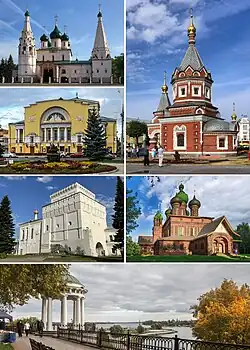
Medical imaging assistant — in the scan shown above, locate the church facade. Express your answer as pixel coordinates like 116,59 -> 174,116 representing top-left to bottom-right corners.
138,184 -> 240,256
18,182 -> 120,257
16,7 -> 112,84
148,13 -> 237,156
8,96 -> 117,155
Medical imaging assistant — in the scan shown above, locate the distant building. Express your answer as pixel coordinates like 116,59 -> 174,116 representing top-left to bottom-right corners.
237,115 -> 250,145
16,7 -> 112,83
0,128 -> 8,152
138,183 -> 240,256
18,182 -> 121,257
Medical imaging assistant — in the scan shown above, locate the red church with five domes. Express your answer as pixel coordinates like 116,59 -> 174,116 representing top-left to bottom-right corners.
147,12 -> 237,156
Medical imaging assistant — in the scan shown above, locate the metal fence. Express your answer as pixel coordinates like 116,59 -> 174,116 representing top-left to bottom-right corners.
57,329 -> 250,350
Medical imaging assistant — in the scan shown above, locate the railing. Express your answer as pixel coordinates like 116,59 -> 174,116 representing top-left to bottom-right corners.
57,329 -> 250,350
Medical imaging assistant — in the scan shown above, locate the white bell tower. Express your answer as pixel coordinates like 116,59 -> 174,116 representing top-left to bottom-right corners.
18,9 -> 37,79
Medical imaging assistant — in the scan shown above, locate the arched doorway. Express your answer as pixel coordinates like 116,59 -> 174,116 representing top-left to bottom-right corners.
96,242 -> 105,257
61,76 -> 69,83
212,238 -> 228,254
43,69 -> 53,83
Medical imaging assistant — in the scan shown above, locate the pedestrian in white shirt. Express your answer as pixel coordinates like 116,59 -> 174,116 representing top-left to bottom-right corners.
158,146 -> 164,167
24,322 -> 30,337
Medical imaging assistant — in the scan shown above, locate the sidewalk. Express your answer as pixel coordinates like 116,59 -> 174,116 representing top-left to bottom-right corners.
13,334 -> 96,350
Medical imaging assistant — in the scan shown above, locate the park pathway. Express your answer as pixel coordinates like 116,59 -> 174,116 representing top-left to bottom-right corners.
12,334 -> 95,350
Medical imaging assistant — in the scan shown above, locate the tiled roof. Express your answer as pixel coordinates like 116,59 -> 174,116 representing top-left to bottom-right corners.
157,93 -> 171,111
179,45 -> 204,71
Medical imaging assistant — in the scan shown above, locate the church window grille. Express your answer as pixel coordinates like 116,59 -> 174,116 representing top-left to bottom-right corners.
181,88 -> 186,96
62,55 -> 65,61
42,56 -> 44,61
177,134 -> 184,147
63,42 -> 66,47
52,55 -> 54,61
31,228 -> 34,239
194,87 -> 199,95
46,225 -> 49,231
219,138 -> 225,148
22,229 -> 25,240
23,46 -> 26,51
105,69 -> 107,73
97,69 -> 99,73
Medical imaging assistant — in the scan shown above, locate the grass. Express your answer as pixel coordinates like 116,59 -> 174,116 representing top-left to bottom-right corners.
0,344 -> 13,350
1,254 -> 123,263
127,255 -> 250,262
212,159 -> 250,166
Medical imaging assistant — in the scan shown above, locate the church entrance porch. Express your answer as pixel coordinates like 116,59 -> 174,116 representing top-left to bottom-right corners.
96,242 -> 105,256
43,69 -> 54,83
212,237 -> 229,255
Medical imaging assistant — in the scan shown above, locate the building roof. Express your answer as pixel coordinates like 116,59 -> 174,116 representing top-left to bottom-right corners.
204,119 -> 235,132
179,44 -> 204,71
66,273 -> 83,286
194,216 -> 239,239
138,236 -> 153,244
157,93 -> 171,111
100,116 -> 116,122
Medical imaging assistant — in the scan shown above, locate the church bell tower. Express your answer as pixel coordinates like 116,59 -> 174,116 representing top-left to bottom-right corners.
18,9 -> 37,79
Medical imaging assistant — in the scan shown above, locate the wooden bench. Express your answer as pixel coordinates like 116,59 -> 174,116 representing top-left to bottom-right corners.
30,338 -> 55,350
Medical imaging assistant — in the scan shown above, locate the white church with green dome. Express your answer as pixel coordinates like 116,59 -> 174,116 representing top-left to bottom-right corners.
17,7 -> 112,84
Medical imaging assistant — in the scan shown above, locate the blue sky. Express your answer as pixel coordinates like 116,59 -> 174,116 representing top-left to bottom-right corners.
0,175 -> 119,237
127,0 -> 250,122
127,176 -> 250,240
0,88 -> 124,135
0,0 -> 124,61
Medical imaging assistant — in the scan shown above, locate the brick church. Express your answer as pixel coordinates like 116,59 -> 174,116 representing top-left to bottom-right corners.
147,12 -> 238,156
138,184 -> 240,256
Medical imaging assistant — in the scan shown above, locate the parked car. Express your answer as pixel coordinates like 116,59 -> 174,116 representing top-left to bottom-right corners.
2,152 -> 17,158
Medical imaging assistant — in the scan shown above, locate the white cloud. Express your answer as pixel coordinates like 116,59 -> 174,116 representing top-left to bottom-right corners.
36,177 -> 53,184
5,176 -> 26,180
46,186 -> 57,191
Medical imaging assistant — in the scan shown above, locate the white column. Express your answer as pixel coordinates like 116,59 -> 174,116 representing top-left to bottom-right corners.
56,66 -> 59,83
64,128 -> 67,143
61,295 -> 67,327
80,298 -> 85,327
76,296 -> 80,327
42,297 -> 47,326
51,128 -> 53,142
44,129 -> 47,143
47,297 -> 53,331
58,128 -> 60,142
73,299 -> 76,326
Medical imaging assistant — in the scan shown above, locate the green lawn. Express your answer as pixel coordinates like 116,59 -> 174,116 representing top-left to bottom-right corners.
1,254 -> 123,263
127,255 -> 250,262
0,344 -> 13,350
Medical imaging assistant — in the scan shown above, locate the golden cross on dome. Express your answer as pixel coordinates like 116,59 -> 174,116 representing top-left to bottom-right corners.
233,102 -> 236,112
99,3 -> 102,12
190,7 -> 193,20
54,15 -> 59,25
164,70 -> 166,85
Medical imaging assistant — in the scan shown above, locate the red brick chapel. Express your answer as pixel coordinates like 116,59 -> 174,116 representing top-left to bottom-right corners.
147,12 -> 237,156
138,184 -> 240,256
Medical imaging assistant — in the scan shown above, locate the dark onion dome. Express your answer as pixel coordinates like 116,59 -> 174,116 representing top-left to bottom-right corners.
188,195 -> 201,209
25,9 -> 30,17
154,211 -> 163,220
40,34 -> 49,42
170,193 -> 182,206
61,32 -> 69,41
165,208 -> 172,217
176,183 -> 189,204
50,25 -> 62,39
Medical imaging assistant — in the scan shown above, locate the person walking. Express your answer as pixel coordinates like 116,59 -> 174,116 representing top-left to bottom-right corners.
39,320 -> 44,337
158,145 -> 164,167
151,147 -> 156,159
143,145 -> 150,166
17,321 -> 23,337
24,322 -> 30,337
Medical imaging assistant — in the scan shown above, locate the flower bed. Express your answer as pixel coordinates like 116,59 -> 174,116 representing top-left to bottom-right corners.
0,161 -> 117,174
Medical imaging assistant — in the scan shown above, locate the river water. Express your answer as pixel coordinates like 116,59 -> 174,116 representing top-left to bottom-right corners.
95,323 -> 194,340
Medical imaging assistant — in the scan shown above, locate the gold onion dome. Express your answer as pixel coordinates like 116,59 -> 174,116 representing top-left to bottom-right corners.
161,71 -> 168,94
188,9 -> 196,40
231,102 -> 237,121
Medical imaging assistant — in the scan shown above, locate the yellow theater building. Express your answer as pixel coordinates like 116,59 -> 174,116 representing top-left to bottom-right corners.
8,96 -> 117,155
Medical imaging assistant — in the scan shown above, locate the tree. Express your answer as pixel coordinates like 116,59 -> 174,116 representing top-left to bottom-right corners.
109,324 -> 124,337
126,120 -> 148,146
112,54 -> 124,79
126,189 -> 141,235
191,279 -> 250,344
126,236 -> 141,256
0,265 -> 69,312
0,196 -> 16,254
112,177 -> 124,257
83,108 -> 107,160
136,324 -> 145,334
236,222 -> 250,254
6,55 -> 16,83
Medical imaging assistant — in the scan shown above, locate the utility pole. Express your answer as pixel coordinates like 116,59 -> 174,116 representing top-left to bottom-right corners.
118,90 -> 124,160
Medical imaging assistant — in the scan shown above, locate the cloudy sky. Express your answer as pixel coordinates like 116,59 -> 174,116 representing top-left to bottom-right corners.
0,88 -> 124,134
0,0 -> 124,61
127,176 -> 250,239
11,264 -> 250,323
127,0 -> 250,121
0,175 -> 118,237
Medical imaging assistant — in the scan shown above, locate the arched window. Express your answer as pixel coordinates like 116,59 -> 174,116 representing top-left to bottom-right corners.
31,228 -> 34,239
177,134 -> 184,147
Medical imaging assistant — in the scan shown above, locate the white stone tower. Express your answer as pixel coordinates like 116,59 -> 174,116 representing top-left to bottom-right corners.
91,6 -> 112,79
18,9 -> 37,79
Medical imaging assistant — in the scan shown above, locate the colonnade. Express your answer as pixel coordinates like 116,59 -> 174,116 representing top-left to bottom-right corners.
41,295 -> 85,331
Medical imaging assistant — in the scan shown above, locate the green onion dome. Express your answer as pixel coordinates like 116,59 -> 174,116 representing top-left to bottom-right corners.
170,193 -> 182,206
176,183 -> 188,204
165,208 -> 172,217
154,211 -> 163,220
61,33 -> 69,41
188,195 -> 201,209
50,25 -> 62,39
40,34 -> 49,42
25,10 -> 30,17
